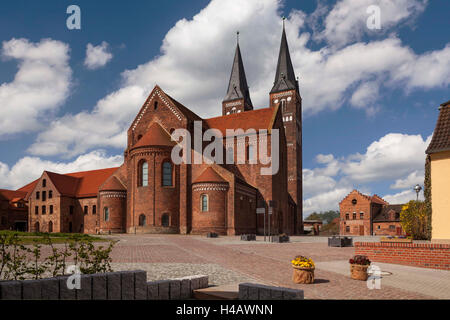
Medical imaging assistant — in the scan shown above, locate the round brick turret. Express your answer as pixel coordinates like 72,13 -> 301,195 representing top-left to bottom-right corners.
191,167 -> 229,235
98,176 -> 126,234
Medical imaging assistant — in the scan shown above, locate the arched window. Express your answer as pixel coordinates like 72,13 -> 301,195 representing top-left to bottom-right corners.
35,222 -> 40,232
104,207 -> 110,222
43,179 -> 46,187
48,221 -> 53,233
154,101 -> 158,110
201,194 -> 208,212
281,99 -> 287,112
162,214 -> 169,227
352,212 -> 357,220
139,161 -> 148,187
139,214 -> 146,226
162,161 -> 173,186
69,222 -> 73,233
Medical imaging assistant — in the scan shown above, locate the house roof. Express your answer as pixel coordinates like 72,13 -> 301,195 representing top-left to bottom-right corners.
17,167 -> 119,199
132,122 -> 175,149
99,175 -> 126,192
0,189 -> 27,201
194,167 -> 227,183
205,107 -> 277,136
426,102 -> 450,154
373,204 -> 403,222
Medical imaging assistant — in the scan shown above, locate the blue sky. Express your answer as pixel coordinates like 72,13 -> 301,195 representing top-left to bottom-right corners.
0,0 -> 449,215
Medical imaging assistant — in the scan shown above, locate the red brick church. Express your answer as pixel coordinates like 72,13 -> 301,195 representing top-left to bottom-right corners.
12,26 -> 303,236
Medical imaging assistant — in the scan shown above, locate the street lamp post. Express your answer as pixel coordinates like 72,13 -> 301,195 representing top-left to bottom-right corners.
414,184 -> 422,201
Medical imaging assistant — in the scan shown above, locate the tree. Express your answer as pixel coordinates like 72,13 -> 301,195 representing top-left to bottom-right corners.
400,200 -> 429,240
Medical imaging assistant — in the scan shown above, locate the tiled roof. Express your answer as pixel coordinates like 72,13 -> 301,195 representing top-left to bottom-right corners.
194,167 -> 227,183
100,175 -> 126,192
17,167 -> 118,198
373,204 -> 403,222
0,189 -> 27,201
132,122 -> 175,149
426,102 -> 450,154
205,107 -> 277,136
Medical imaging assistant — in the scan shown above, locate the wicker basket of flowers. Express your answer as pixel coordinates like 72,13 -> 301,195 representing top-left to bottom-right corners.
291,255 -> 315,284
349,255 -> 371,281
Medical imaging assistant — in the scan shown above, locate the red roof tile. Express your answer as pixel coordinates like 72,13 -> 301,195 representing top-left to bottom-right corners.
426,102 -> 450,154
205,107 -> 277,136
0,189 -> 27,201
132,122 -> 175,149
17,167 -> 119,199
194,167 -> 227,183
65,167 -> 119,197
99,175 -> 126,192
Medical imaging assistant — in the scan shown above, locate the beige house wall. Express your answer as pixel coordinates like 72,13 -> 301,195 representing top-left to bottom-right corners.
431,150 -> 450,241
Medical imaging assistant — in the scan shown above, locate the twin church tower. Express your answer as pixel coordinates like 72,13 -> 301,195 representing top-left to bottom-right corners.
221,23 -> 303,233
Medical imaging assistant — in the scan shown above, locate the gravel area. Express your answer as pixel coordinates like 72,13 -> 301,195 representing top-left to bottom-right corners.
110,262 -> 257,286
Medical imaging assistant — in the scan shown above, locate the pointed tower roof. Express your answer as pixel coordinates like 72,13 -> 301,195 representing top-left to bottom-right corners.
223,34 -> 253,107
271,20 -> 298,94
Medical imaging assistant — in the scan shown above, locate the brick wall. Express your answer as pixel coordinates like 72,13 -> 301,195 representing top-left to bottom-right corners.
355,242 -> 450,270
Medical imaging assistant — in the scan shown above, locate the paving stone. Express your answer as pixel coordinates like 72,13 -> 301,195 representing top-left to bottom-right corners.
134,270 -> 147,300
248,285 -> 259,300
270,287 -> 284,300
92,274 -> 107,300
198,275 -> 208,289
58,275 -> 76,300
147,281 -> 158,300
76,274 -> 92,300
169,279 -> 181,300
155,280 -> 170,300
41,278 -> 59,300
258,285 -> 271,300
238,283 -> 250,300
282,288 -> 304,300
106,272 -> 121,300
22,280 -> 42,300
0,281 -> 22,300
121,271 -> 135,300
180,278 -> 191,299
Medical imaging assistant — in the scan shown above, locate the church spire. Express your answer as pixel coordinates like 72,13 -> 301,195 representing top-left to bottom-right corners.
271,18 -> 298,94
222,32 -> 253,114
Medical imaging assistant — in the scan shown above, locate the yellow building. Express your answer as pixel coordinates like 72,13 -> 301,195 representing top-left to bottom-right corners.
426,100 -> 450,242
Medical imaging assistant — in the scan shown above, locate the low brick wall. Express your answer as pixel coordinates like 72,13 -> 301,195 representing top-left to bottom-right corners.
238,283 -> 304,300
355,242 -> 450,270
0,271 -> 208,300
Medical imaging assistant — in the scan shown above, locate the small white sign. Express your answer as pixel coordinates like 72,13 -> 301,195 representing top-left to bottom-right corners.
256,208 -> 265,214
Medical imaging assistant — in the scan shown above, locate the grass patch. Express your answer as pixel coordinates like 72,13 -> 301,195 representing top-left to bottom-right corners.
0,230 -> 107,244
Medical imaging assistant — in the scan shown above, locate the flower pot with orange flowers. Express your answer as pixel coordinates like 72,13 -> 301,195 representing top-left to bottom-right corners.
291,256 -> 315,284
349,255 -> 371,281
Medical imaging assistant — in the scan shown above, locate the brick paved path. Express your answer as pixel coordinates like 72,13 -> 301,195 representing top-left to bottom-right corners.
108,234 -> 434,299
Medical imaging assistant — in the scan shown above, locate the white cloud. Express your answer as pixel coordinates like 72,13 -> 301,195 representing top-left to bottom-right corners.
25,0 -> 450,159
382,189 -> 424,204
84,42 -> 113,70
0,150 -> 123,190
0,38 -> 71,137
302,132 -> 430,214
342,133 -> 431,183
390,170 -> 424,189
314,0 -> 428,47
303,188 -> 351,215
